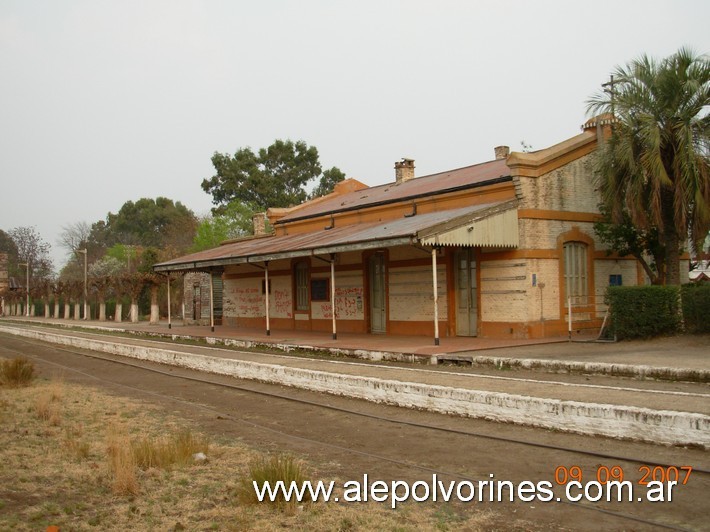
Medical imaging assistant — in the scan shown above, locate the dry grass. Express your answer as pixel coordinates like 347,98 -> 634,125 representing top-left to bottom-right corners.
0,357 -> 35,387
0,379 -> 502,531
238,454 -> 306,511
132,427 -> 209,470
33,379 -> 63,426
106,426 -> 139,496
63,425 -> 91,461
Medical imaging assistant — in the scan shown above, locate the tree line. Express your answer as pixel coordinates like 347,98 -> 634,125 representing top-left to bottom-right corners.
0,140 -> 345,321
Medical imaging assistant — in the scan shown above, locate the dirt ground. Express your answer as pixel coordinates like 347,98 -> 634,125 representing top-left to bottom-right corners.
2,333 -> 709,531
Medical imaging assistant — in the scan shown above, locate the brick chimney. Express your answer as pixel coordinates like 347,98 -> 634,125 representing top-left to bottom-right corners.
252,212 -> 268,236
494,146 -> 510,160
394,158 -> 415,184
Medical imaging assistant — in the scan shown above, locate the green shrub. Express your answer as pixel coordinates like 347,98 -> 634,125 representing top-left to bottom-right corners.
0,357 -> 36,387
606,286 -> 682,339
681,283 -> 710,333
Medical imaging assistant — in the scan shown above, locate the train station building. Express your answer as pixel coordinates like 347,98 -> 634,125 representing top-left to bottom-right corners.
155,117 -> 683,342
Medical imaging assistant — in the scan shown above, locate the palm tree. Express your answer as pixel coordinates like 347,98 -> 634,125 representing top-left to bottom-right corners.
587,47 -> 710,285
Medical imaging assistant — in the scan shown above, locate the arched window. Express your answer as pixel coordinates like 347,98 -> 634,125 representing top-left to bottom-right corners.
294,261 -> 309,311
563,241 -> 588,306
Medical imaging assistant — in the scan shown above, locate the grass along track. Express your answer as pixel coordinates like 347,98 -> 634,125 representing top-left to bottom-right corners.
1,334 -> 708,530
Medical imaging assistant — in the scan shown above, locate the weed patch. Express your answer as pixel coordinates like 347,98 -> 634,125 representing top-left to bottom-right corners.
238,454 -> 307,510
132,428 -> 209,470
0,357 -> 35,387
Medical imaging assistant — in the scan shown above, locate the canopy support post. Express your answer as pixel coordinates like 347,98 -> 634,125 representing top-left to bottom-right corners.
432,248 -> 440,346
331,254 -> 337,340
265,262 -> 270,336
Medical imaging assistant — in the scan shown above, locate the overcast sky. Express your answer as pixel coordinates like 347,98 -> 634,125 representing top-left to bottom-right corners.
1,0 -> 708,270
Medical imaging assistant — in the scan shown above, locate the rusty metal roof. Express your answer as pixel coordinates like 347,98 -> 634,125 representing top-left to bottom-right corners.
154,200 -> 517,272
277,158 -> 511,223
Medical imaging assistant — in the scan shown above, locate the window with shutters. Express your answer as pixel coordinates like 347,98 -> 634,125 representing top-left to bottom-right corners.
563,241 -> 588,306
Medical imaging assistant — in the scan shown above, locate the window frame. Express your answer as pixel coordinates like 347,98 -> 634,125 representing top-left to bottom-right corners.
563,240 -> 589,306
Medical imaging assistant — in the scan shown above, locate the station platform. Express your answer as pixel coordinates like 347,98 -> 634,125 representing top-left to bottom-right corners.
1,317 -> 708,448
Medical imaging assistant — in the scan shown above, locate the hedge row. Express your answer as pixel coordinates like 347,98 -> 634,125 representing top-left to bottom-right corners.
606,284 -> 710,339
681,283 -> 710,334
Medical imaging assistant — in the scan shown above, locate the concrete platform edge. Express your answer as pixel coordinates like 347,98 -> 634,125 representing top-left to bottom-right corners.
3,318 -> 707,382
2,323 -> 707,449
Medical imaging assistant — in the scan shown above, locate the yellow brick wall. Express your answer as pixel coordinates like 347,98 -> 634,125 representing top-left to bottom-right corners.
478,260 -> 528,322
517,154 -> 598,212
389,265 -> 447,321
524,259 -> 562,321
518,219 -> 601,250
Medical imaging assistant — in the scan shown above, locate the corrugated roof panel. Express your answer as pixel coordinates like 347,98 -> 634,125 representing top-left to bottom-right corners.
276,158 -> 511,223
154,202 -> 518,271
419,208 -> 519,248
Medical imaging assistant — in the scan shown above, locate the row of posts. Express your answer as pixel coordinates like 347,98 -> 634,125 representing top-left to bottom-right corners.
0,297 -> 140,323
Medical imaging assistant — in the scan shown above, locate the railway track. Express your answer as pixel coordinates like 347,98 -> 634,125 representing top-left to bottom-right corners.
1,332 -> 708,531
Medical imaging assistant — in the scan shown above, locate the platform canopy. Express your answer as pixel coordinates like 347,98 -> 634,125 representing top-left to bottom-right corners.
153,199 -> 519,273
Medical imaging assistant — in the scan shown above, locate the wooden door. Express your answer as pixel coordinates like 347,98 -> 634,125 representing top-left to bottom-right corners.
369,253 -> 386,333
455,249 -> 478,336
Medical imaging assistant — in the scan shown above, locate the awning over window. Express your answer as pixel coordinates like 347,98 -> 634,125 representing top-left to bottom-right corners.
418,202 -> 519,248
154,200 -> 519,272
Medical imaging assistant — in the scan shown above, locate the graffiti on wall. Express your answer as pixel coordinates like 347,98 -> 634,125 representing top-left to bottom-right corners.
228,286 -> 261,317
274,288 -> 293,319
317,285 -> 364,320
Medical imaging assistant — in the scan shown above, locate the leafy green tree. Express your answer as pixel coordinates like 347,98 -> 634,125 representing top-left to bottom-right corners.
192,201 -> 256,252
587,48 -> 710,285
202,139 -> 346,212
104,244 -> 138,271
309,167 -> 346,199
594,203 -> 664,284
103,197 -> 197,249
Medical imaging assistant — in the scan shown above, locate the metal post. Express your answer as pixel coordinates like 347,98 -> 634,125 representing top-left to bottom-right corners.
83,249 -> 88,320
76,249 -> 88,320
331,255 -> 337,340
166,273 -> 172,329
209,271 -> 215,333
432,249 -> 439,346
19,262 -> 30,317
568,296 -> 572,341
264,263 -> 270,336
